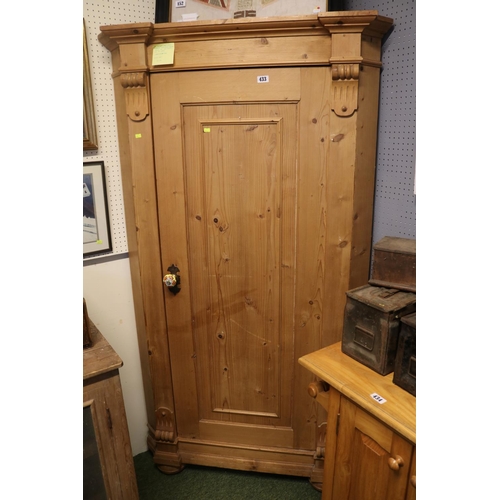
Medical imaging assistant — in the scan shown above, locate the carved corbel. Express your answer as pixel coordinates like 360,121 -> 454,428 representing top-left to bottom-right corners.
120,72 -> 149,122
331,63 -> 360,117
154,407 -> 175,443
314,421 -> 328,460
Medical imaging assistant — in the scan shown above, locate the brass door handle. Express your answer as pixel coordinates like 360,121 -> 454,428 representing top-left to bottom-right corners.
163,265 -> 181,295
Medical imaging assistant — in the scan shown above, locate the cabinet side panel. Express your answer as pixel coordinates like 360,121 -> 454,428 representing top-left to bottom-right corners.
84,372 -> 139,499
151,72 -> 201,438
294,66 -> 332,451
325,89 -> 358,346
112,68 -> 177,439
111,69 -> 156,428
350,57 -> 383,288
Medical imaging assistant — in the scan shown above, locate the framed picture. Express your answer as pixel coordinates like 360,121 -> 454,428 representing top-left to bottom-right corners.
157,1 -> 343,23
168,0 -> 329,22
84,19 -> 98,151
155,0 -> 171,22
83,162 -> 112,257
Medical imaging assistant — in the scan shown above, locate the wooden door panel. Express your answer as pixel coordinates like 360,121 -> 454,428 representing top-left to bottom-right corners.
349,431 -> 391,499
199,420 -> 294,449
333,397 -> 413,500
170,68 -> 301,103
183,104 -> 296,430
151,67 -> 330,451
204,119 -> 280,419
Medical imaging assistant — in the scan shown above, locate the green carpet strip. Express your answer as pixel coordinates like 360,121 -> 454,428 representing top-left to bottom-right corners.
134,451 -> 322,500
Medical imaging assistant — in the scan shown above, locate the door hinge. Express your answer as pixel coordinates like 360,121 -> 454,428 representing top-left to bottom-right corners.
336,413 -> 340,435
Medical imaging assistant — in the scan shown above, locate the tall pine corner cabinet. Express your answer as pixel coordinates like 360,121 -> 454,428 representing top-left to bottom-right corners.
98,11 -> 393,483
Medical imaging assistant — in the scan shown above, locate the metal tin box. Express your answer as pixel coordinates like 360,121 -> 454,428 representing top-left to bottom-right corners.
369,236 -> 416,292
393,312 -> 416,396
342,285 -> 416,375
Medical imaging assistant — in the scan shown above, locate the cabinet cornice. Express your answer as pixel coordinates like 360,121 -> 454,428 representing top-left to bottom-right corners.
99,12 -> 392,50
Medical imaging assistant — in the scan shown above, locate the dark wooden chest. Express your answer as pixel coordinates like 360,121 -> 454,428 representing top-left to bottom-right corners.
369,236 -> 416,292
393,312 -> 416,396
342,285 -> 416,375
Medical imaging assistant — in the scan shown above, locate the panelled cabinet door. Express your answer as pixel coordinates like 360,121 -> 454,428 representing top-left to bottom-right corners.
333,397 -> 414,500
151,67 -> 331,452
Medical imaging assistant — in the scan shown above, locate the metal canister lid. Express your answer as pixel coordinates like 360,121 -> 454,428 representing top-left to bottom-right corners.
345,284 -> 416,313
401,311 -> 416,329
373,236 -> 416,255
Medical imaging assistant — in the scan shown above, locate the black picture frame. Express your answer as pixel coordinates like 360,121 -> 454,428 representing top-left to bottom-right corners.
84,19 -> 98,151
155,0 -> 170,23
83,161 -> 112,257
328,0 -> 345,10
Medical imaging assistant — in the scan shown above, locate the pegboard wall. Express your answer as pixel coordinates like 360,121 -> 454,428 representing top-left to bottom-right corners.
345,0 -> 416,242
83,0 -> 156,260
83,0 -> 415,261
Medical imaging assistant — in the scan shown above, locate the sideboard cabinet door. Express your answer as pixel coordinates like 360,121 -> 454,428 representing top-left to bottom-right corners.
333,397 -> 414,500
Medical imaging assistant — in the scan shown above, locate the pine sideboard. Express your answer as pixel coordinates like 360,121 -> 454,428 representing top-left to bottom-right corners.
98,12 -> 393,481
299,342 -> 416,499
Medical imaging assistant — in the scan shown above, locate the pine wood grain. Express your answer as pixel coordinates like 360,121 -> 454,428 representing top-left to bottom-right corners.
83,322 -> 122,380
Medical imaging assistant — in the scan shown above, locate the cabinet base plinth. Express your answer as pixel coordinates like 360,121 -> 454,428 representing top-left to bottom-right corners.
157,464 -> 185,475
309,480 -> 323,492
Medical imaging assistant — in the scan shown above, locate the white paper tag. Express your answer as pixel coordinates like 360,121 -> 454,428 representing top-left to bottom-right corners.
257,75 -> 269,83
370,393 -> 387,404
181,13 -> 199,21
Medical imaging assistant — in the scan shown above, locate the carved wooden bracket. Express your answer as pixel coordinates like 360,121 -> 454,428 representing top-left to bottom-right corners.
331,64 -> 360,118
314,421 -> 328,460
154,407 -> 175,443
120,72 -> 149,122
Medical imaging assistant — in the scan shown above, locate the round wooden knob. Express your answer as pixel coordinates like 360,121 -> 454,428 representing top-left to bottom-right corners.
410,475 -> 416,488
388,455 -> 405,471
308,381 -> 325,398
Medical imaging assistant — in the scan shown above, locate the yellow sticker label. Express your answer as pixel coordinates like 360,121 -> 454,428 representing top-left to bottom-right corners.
135,133 -> 142,139
97,240 -> 103,244
204,127 -> 211,133
152,43 -> 175,66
